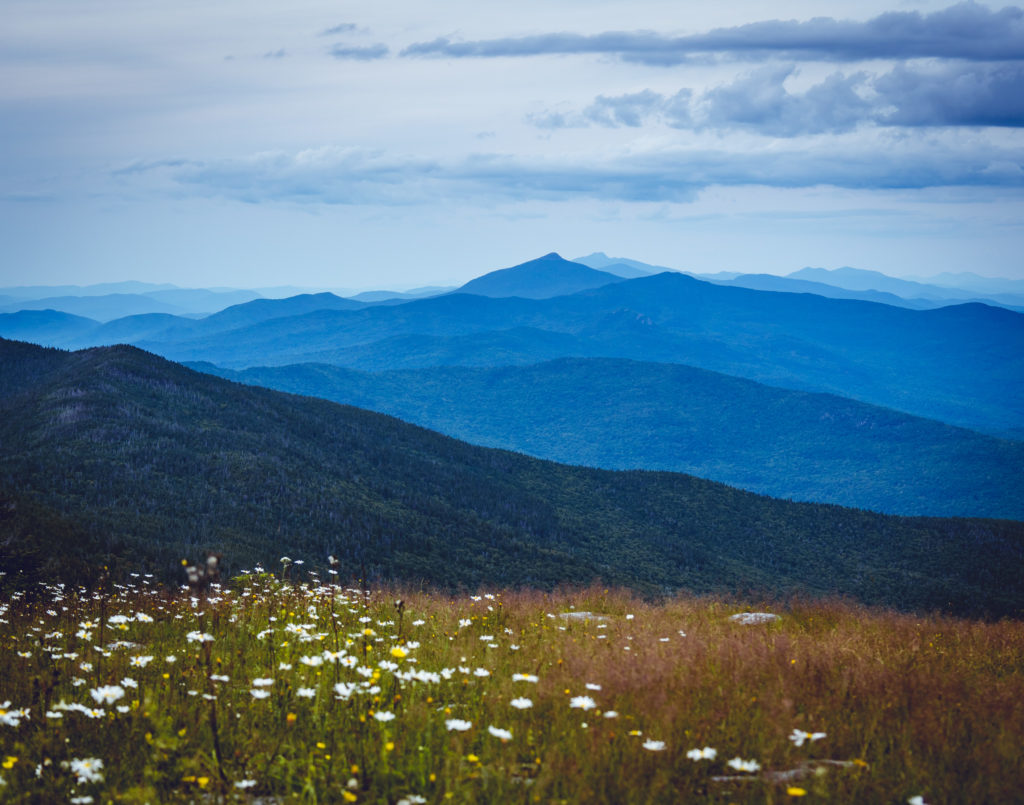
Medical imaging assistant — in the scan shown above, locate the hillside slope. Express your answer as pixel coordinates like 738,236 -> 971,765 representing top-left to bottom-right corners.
1,338 -> 1022,616
192,357 -> 1024,519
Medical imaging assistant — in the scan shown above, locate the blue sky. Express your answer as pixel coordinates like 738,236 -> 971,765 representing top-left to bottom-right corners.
2,0 -> 1023,290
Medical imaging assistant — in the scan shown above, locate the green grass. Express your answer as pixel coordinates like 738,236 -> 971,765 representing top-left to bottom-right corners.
1,569 -> 1022,803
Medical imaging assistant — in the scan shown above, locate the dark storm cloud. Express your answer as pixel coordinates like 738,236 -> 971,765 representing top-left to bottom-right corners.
529,62 -> 1024,135
875,62 -> 1024,126
401,3 -> 1024,64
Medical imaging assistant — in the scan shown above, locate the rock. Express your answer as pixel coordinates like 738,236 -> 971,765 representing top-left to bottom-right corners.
729,612 -> 779,625
558,611 -> 609,622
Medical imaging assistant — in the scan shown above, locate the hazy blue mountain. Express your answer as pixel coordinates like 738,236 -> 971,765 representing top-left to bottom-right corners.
456,252 -> 625,298
63,313 -> 204,349
6,264 -> 1023,435
925,272 -> 1024,295
0,281 -> 178,298
0,310 -> 100,346
197,291 -> 366,331
709,274 -> 939,309
349,286 -> 454,303
1,291 -> 370,351
573,252 -> 678,276
141,288 -> 261,313
692,271 -> 743,281
192,357 -> 1024,519
259,326 -> 592,370
4,338 -> 1022,616
788,266 -> 1024,309
134,271 -> 1024,435
55,293 -> 366,349
0,288 -> 264,323
0,293 -> 195,321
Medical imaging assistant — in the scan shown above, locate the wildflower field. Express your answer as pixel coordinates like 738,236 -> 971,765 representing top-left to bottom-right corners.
1,570 -> 1023,804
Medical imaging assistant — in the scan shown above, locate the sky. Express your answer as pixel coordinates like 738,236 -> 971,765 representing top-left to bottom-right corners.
2,0 -> 1023,291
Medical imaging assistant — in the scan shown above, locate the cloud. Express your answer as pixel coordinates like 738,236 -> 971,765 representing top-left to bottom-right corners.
532,89 -> 692,129
263,48 -> 286,59
402,3 -> 1024,64
131,147 -> 441,205
699,65 -> 871,136
328,43 -> 389,60
874,62 -> 1024,127
531,62 -> 1024,135
117,141 -> 1024,209
321,23 -> 358,36
584,90 -> 665,127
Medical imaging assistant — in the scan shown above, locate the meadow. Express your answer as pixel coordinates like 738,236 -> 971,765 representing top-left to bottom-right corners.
1,564 -> 1023,803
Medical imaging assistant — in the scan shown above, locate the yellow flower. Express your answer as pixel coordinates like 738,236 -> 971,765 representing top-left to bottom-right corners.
787,787 -> 807,797
385,742 -> 395,751
467,754 -> 480,763
197,777 -> 209,787
2,757 -> 17,770
390,647 -> 407,659
342,792 -> 358,802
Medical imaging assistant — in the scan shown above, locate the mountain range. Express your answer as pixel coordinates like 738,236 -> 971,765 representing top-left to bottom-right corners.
111,270 -> 1024,437
572,254 -> 1024,311
190,357 -> 1024,520
2,338 -> 1022,617
3,252 -> 1022,525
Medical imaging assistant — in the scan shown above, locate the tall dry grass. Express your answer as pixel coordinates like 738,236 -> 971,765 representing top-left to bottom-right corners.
0,576 -> 1021,802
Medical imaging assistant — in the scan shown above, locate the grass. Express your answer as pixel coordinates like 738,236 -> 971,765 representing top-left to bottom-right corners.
1,567 -> 1023,803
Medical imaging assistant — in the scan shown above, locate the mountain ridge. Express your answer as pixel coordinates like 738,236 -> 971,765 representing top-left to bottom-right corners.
190,356 -> 1024,519
7,270 -> 1017,435
2,337 -> 1022,617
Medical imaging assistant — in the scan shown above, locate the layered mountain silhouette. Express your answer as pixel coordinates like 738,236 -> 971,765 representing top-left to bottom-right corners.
3,338 -> 1022,617
2,252 -> 1022,526
0,289 -> 261,320
98,272 -> 1023,436
787,266 -> 1024,309
191,357 -> 1024,520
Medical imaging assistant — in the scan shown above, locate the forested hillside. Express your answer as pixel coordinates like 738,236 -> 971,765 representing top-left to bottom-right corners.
2,338 -> 1022,617
191,357 -> 1024,519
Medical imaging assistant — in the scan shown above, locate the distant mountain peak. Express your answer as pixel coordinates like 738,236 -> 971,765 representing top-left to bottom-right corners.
456,253 -> 624,300
572,252 -> 677,278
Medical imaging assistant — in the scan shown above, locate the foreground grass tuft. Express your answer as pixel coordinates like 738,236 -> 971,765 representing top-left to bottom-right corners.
1,572 -> 1022,803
